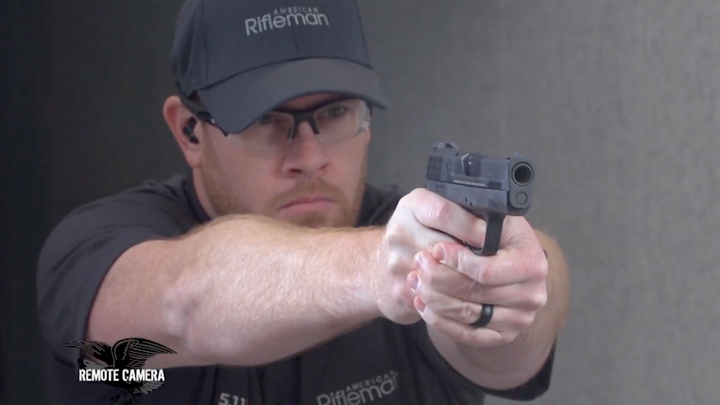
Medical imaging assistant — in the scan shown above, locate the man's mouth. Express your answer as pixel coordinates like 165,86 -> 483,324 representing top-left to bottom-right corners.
280,196 -> 336,210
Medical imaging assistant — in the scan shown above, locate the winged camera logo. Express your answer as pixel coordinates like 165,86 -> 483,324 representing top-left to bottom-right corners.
66,337 -> 177,404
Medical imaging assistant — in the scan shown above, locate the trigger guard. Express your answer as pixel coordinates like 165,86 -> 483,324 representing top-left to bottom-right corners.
463,241 -> 485,255
463,213 -> 505,256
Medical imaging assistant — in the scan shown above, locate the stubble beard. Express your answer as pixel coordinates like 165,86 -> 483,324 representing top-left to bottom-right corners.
201,145 -> 367,229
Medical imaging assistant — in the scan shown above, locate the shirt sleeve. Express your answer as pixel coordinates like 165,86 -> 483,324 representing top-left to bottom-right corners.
407,321 -> 555,402
36,182 -> 192,369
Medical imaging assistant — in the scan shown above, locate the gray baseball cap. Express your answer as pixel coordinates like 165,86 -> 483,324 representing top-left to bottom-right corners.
171,0 -> 390,134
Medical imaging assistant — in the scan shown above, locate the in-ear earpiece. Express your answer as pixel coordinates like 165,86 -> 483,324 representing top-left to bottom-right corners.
183,118 -> 199,144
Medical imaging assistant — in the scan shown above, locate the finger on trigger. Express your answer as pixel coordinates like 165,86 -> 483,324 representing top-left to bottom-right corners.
411,190 -> 486,247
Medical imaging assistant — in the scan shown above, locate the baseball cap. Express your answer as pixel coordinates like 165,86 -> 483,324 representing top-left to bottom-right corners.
171,0 -> 390,134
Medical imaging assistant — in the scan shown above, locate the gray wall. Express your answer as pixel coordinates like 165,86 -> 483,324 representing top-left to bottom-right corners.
360,1 -> 720,404
3,0 -> 719,404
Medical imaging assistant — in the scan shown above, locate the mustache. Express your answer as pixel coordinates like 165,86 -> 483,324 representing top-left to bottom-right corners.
271,180 -> 347,210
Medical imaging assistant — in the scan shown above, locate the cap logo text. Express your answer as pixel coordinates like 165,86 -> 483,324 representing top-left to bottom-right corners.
245,7 -> 329,36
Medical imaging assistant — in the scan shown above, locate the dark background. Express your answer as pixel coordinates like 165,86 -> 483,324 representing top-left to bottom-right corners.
2,1 -> 187,403
4,1 -> 720,404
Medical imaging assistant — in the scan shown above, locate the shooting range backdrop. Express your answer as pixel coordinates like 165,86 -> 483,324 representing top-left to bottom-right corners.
3,0 -> 719,403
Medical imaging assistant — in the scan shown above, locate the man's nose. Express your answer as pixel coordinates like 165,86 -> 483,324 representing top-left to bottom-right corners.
281,120 -> 329,177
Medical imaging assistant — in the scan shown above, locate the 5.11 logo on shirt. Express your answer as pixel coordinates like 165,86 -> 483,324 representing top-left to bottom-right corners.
218,392 -> 247,405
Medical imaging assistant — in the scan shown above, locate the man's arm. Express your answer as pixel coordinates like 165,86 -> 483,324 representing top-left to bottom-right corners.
87,214 -> 385,368
426,230 -> 570,390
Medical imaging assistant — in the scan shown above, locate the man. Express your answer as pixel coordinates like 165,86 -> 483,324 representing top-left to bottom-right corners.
37,0 -> 570,404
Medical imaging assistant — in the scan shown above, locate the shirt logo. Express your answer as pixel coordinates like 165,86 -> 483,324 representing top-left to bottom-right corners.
245,7 -> 330,36
316,370 -> 399,405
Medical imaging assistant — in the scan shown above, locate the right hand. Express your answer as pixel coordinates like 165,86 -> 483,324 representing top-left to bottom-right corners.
370,188 -> 483,324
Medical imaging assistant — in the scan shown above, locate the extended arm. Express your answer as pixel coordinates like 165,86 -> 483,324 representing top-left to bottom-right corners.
87,214 -> 384,368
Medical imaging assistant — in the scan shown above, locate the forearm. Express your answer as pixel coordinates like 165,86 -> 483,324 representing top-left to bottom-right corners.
165,214 -> 384,367
429,230 -> 570,389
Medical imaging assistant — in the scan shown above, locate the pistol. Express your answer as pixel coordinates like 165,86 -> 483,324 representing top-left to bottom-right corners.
424,141 -> 537,256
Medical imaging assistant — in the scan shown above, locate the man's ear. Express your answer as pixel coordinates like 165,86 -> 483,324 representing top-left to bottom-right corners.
163,95 -> 203,169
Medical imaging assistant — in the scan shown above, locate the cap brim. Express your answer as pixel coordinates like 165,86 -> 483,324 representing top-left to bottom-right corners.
196,58 -> 389,134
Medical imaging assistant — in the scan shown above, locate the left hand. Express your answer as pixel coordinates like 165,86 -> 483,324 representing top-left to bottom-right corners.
408,214 -> 548,348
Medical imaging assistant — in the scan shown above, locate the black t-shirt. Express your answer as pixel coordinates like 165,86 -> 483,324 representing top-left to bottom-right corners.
36,174 -> 554,405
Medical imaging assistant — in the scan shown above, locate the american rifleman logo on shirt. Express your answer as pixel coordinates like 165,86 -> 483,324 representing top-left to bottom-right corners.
316,370 -> 399,405
246,7 -> 329,36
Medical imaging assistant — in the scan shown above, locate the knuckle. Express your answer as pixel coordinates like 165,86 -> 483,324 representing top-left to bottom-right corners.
384,224 -> 405,247
386,250 -> 404,272
397,192 -> 413,208
459,302 -> 478,324
426,200 -> 452,225
500,331 -> 519,345
477,263 -> 494,285
536,258 -> 549,279
408,188 -> 424,199
518,311 -> 537,329
530,290 -> 548,310
402,189 -> 426,209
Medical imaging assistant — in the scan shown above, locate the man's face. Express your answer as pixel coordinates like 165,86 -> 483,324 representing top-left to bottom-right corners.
196,93 -> 370,229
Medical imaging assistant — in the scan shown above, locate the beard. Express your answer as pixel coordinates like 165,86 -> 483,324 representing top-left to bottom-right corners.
201,144 -> 367,229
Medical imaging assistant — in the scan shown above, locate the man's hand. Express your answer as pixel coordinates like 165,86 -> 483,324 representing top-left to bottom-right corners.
377,188 -> 548,347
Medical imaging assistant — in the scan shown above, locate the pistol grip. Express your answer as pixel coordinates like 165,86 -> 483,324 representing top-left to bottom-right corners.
463,212 -> 504,256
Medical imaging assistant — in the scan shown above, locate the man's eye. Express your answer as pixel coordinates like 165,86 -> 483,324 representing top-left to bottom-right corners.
320,106 -> 347,119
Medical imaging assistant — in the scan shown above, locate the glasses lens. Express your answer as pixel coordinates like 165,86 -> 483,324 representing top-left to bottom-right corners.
224,98 -> 370,156
314,99 -> 367,145
228,112 -> 294,152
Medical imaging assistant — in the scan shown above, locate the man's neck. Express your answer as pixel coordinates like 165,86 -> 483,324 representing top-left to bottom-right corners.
191,170 -> 219,220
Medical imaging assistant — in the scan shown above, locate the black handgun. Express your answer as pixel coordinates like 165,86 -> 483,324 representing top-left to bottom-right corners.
425,141 -> 537,256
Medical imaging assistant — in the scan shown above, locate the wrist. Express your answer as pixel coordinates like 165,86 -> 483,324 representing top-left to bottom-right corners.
350,227 -> 387,320
309,226 -> 386,322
